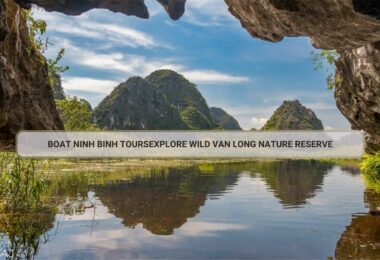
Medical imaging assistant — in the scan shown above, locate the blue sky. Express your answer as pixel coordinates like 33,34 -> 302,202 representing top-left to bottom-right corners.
34,0 -> 350,130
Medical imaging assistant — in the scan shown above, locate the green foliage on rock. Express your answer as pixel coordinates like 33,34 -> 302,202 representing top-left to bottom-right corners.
24,10 -> 69,87
311,50 -> 341,90
24,9 -> 48,54
361,153 -> 380,193
47,48 -> 69,86
262,100 -> 324,130
56,97 -> 98,130
180,106 -> 214,130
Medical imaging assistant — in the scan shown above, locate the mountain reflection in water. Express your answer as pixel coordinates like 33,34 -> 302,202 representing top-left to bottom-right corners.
335,189 -> 380,259
0,160 -> 379,259
94,168 -> 239,235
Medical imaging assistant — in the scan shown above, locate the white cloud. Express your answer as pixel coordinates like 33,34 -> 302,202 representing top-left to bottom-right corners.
56,39 -> 250,85
181,70 -> 250,84
62,77 -> 119,94
33,9 -> 161,49
182,0 -> 233,27
80,52 -> 249,84
251,118 -> 268,130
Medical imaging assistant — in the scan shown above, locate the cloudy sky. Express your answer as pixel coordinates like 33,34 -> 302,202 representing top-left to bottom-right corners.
34,0 -> 350,130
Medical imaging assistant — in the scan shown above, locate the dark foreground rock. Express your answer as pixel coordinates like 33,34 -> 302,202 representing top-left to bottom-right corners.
224,0 -> 380,50
335,43 -> 380,153
15,0 -> 186,20
0,0 -> 63,150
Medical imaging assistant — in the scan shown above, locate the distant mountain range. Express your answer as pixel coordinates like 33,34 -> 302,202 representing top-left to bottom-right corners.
54,71 -> 324,131
93,70 -> 242,130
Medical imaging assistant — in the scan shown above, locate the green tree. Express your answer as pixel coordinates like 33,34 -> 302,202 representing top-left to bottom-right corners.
47,48 -> 69,86
55,97 -> 98,130
24,10 -> 69,86
311,50 -> 341,90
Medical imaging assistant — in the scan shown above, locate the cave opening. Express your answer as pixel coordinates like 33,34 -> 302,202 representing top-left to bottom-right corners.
353,0 -> 380,19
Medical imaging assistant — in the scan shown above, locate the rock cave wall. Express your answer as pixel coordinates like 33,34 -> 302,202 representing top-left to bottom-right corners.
224,0 -> 380,153
15,0 -> 186,20
0,0 -> 63,150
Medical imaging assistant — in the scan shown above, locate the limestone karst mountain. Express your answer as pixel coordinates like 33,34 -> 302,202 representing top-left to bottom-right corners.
51,74 -> 65,100
94,76 -> 187,130
145,70 -> 216,130
209,107 -> 242,130
262,100 -> 324,130
94,70 -> 233,130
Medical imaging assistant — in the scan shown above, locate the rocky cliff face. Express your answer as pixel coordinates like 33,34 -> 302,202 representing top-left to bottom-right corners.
0,0 -> 63,150
94,76 -> 187,130
15,0 -> 186,20
94,71 -> 220,130
209,107 -> 242,130
224,0 -> 380,152
225,0 -> 380,50
262,100 -> 323,130
146,70 -> 216,130
335,43 -> 380,153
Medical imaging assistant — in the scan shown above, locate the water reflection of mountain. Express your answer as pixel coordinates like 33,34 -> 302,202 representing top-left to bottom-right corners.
257,160 -> 333,208
335,190 -> 380,259
94,166 -> 240,235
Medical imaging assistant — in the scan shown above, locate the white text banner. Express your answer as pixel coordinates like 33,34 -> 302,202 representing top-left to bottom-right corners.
17,131 -> 364,158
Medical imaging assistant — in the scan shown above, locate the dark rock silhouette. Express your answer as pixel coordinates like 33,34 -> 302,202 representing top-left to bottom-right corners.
0,0 -> 63,150
15,0 -> 186,20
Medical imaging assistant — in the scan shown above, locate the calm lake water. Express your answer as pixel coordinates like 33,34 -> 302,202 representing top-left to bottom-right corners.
1,160 -> 379,259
